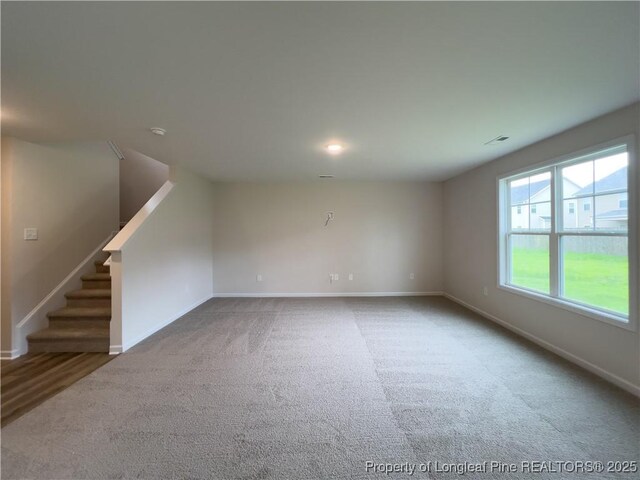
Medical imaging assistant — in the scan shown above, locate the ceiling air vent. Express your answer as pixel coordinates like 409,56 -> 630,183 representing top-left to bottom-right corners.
318,174 -> 335,179
484,135 -> 510,146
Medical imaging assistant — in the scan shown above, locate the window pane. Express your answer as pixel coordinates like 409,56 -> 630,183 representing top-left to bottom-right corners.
595,194 -> 628,231
509,172 -> 550,206
594,153 -> 628,195
510,235 -> 549,294
528,172 -> 551,203
509,177 -> 529,206
511,206 -> 529,229
562,161 -> 593,198
619,193 -> 628,209
563,199 -> 592,231
530,202 -> 550,230
562,236 -> 628,315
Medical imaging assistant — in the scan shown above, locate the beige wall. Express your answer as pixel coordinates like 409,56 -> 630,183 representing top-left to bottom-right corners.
107,167 -> 214,352
211,181 -> 443,295
1,138 -> 14,353
0,137 -> 119,355
443,102 -> 640,390
120,148 -> 169,223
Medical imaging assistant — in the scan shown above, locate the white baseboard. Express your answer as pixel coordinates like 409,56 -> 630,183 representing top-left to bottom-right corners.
211,291 -> 444,298
0,349 -> 20,360
443,292 -> 640,398
109,345 -> 123,355
118,294 -> 212,353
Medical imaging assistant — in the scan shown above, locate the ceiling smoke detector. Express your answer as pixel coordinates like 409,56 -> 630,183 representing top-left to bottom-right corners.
484,135 -> 509,145
150,127 -> 167,136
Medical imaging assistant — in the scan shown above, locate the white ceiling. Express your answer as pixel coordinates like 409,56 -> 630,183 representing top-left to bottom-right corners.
2,2 -> 639,181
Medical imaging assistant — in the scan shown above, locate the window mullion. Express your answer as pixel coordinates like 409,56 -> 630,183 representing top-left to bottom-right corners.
498,138 -> 631,325
549,166 -> 560,297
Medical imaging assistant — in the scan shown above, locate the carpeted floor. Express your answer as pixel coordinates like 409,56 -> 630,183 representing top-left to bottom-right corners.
1,297 -> 638,479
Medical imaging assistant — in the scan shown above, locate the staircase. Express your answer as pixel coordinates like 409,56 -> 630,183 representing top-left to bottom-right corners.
27,259 -> 111,352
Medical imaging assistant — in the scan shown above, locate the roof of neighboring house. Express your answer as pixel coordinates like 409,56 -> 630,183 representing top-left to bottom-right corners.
510,179 -> 549,204
596,208 -> 628,220
575,166 -> 627,196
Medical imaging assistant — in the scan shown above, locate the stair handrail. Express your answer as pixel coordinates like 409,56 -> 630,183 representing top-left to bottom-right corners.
104,181 -> 175,254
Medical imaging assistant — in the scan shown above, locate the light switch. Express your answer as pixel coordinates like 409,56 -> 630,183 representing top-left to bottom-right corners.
24,228 -> 38,241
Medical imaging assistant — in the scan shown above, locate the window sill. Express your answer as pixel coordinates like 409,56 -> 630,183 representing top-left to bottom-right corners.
498,284 -> 636,331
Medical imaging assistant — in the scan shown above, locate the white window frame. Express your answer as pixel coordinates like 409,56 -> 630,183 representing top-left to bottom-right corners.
497,135 -> 638,331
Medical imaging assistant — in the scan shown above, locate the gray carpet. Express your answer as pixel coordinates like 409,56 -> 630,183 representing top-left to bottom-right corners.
1,297 -> 638,479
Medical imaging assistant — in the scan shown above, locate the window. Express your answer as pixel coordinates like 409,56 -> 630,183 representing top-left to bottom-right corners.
620,193 -> 628,209
499,140 -> 634,325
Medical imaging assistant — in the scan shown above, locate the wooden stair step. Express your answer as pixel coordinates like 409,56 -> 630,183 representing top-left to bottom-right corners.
47,306 -> 111,329
28,327 -> 109,340
65,289 -> 111,299
81,273 -> 111,289
48,307 -> 111,318
27,328 -> 109,353
94,260 -> 110,273
65,289 -> 111,307
81,273 -> 111,281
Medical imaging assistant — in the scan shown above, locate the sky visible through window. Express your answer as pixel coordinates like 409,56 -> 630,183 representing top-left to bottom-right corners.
503,148 -> 630,318
510,153 -> 628,189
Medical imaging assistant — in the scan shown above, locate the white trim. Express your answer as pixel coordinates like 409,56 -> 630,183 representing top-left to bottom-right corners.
120,294 -> 212,352
0,349 -> 20,360
499,283 -> 634,331
107,140 -> 124,160
105,181 -> 174,252
109,345 -> 123,355
497,139 -> 630,182
497,134 -> 637,331
211,291 -> 443,298
16,232 -> 117,330
443,293 -> 640,398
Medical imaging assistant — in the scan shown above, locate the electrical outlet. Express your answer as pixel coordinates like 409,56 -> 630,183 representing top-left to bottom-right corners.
256,274 -> 263,282
483,286 -> 489,296
409,273 -> 415,280
348,273 -> 354,281
24,228 -> 38,240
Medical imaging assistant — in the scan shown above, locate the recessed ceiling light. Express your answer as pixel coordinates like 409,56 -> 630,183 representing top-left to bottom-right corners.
150,127 -> 167,136
325,143 -> 344,154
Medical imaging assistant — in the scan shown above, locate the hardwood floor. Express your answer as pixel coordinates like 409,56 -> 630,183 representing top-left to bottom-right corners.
1,353 -> 114,427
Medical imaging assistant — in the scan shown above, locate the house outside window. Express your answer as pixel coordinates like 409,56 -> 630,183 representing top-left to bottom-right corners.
619,193 -> 628,209
498,139 -> 635,327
